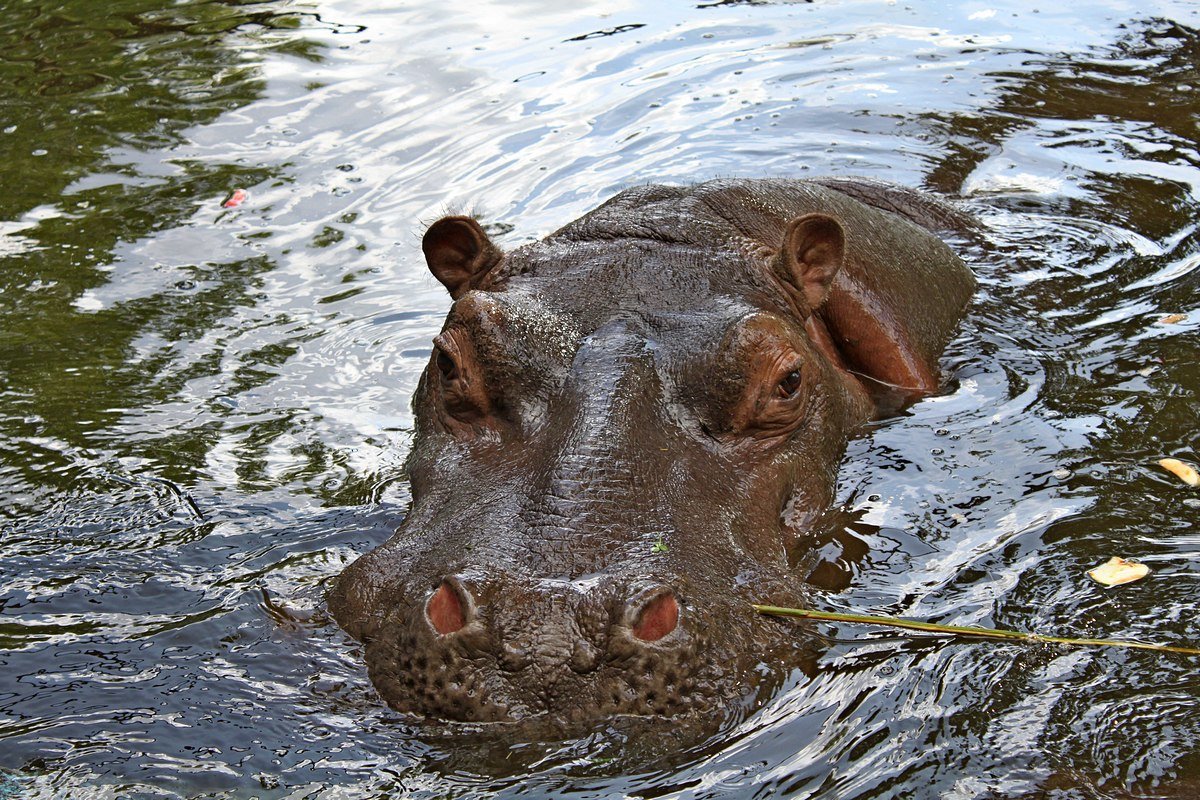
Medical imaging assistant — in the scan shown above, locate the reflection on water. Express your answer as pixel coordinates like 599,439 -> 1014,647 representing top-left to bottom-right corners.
1,0 -> 1198,797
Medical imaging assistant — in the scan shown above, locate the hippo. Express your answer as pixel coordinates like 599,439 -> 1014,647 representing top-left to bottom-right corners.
329,178 -> 974,733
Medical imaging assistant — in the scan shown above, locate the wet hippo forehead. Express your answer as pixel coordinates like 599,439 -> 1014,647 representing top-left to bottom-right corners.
425,290 -> 786,580
496,237 -> 790,322
445,282 -> 768,376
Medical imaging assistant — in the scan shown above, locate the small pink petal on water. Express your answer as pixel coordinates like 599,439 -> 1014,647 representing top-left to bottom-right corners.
222,189 -> 248,208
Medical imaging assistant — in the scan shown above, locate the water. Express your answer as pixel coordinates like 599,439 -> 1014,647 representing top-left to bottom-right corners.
1,0 -> 1198,797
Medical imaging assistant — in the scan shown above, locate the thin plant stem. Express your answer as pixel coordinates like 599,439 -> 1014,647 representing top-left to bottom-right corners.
751,605 -> 1200,656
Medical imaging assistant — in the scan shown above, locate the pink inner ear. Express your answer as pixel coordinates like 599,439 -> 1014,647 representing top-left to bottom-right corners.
427,582 -> 465,635
633,593 -> 679,642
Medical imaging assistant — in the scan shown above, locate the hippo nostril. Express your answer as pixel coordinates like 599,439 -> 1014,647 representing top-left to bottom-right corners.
632,591 -> 679,642
426,580 -> 467,635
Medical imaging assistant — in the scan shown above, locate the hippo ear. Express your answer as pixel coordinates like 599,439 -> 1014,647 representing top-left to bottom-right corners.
772,213 -> 845,314
422,216 -> 503,299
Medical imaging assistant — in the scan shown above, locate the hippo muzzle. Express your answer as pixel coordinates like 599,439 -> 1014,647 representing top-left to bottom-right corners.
362,575 -> 708,723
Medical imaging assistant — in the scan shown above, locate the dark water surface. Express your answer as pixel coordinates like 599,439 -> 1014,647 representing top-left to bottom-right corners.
2,0 -> 1199,797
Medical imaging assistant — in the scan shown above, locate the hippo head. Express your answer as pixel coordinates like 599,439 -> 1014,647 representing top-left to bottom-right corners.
329,182 -> 970,732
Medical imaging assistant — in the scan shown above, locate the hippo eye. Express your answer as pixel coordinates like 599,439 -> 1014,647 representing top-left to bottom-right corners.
430,331 -> 492,426
432,333 -> 464,384
777,369 -> 802,398
435,346 -> 458,381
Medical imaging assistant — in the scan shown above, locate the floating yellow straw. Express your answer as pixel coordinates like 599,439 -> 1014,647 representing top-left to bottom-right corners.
752,605 -> 1200,656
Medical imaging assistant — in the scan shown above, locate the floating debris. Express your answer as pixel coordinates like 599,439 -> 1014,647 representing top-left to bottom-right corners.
1159,458 -> 1200,487
1087,556 -> 1150,587
752,604 -> 1200,655
222,188 -> 248,208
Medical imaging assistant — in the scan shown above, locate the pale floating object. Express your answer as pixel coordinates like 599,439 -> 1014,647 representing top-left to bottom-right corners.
1157,313 -> 1187,324
1087,557 -> 1150,587
1159,458 -> 1200,487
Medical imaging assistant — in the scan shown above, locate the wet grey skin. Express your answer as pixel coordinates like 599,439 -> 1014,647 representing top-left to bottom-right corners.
328,178 -> 975,731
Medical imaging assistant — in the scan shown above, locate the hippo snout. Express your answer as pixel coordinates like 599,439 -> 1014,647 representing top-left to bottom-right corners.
365,575 -> 704,722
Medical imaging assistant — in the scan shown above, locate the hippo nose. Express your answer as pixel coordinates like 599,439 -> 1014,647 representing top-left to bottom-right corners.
500,639 -> 599,673
628,587 -> 680,643
425,578 -> 472,635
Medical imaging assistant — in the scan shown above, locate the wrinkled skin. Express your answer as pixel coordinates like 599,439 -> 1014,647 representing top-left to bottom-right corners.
329,179 -> 974,733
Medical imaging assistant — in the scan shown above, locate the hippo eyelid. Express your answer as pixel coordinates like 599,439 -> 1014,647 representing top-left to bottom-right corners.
434,346 -> 457,380
432,333 -> 461,378
771,359 -> 806,401
777,368 -> 803,398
